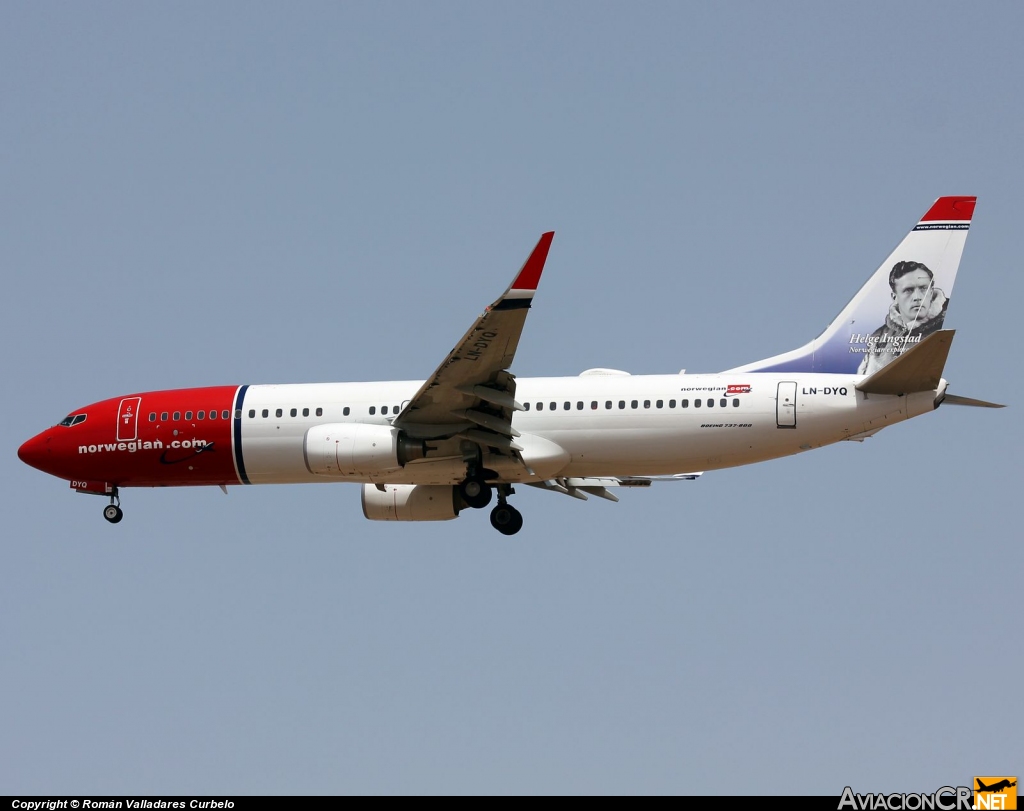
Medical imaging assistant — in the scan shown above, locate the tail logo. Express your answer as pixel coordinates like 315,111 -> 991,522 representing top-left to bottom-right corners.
974,778 -> 1017,810
853,260 -> 949,375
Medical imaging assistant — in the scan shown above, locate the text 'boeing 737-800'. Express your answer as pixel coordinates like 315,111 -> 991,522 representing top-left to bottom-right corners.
18,196 -> 1003,534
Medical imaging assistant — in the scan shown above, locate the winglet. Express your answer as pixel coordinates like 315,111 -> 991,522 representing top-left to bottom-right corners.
508,231 -> 554,294
856,329 -> 955,395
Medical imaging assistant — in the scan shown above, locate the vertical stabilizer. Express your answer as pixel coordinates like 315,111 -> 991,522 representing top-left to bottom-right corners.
727,197 -> 975,375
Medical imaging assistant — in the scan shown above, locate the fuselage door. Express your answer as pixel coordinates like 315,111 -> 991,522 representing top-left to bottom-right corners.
776,382 -> 797,428
116,397 -> 142,441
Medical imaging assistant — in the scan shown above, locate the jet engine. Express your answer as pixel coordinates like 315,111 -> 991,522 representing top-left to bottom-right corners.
361,484 -> 461,522
303,423 -> 426,476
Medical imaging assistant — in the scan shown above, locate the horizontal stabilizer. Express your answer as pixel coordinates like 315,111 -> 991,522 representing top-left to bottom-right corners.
856,330 -> 954,395
941,393 -> 1006,408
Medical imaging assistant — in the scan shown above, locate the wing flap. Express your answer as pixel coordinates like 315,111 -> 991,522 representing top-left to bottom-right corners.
527,473 -> 703,502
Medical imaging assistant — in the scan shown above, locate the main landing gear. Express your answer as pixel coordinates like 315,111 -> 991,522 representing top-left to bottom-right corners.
489,499 -> 523,536
103,488 -> 123,524
457,473 -> 524,535
457,473 -> 493,509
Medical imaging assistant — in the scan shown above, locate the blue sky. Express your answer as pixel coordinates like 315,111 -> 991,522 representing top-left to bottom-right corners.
2,1 -> 1021,795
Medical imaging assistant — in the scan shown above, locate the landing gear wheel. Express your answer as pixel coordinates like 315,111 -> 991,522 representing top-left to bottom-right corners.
489,503 -> 523,535
459,477 -> 493,509
103,504 -> 123,524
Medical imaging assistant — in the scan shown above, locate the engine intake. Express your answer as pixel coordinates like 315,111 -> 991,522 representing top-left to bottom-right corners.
303,423 -> 426,476
361,484 -> 460,521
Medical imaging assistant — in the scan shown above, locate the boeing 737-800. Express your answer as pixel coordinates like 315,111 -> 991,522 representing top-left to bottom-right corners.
18,196 -> 1002,534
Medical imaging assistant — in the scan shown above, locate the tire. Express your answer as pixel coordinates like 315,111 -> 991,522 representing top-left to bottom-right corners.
103,505 -> 123,524
506,507 -> 524,535
459,478 -> 492,509
489,504 -> 522,535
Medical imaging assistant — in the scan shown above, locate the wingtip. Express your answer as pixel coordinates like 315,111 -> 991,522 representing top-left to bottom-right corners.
510,231 -> 555,292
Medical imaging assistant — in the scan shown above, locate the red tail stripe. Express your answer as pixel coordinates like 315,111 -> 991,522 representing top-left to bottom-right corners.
920,196 -> 976,222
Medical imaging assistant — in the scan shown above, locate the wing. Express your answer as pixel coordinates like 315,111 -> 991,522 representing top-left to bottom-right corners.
393,233 -> 555,456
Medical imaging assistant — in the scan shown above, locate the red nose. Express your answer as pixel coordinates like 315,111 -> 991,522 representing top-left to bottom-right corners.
18,432 -> 52,473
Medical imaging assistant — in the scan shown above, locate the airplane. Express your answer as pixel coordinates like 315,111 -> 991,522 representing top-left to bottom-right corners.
18,196 -> 1004,535
976,780 -> 1017,794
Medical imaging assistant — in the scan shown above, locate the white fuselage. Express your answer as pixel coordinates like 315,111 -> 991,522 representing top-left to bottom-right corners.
237,372 -> 940,485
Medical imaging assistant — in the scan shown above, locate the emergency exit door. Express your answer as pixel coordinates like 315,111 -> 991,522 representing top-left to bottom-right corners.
776,382 -> 797,428
116,397 -> 142,441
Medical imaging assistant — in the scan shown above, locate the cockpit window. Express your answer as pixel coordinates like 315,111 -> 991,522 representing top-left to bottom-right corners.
59,414 -> 87,427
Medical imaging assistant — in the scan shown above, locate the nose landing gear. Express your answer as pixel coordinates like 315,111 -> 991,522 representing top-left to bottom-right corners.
103,489 -> 123,524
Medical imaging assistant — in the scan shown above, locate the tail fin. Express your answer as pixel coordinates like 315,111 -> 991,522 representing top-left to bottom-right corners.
727,196 -> 976,375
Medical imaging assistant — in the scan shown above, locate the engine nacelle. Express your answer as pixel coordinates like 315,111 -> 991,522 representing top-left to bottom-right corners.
303,423 -> 426,476
361,484 -> 460,522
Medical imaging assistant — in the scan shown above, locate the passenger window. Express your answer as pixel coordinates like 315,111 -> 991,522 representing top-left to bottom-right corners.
550,402 -> 556,411
185,411 -> 193,421
223,411 -> 231,420
643,400 -> 650,409
248,410 -> 255,419
161,412 -> 169,421
707,399 -> 714,407
656,400 -> 663,408
681,399 -> 688,408
303,408 -> 310,417
720,398 -> 727,408
524,402 -> 530,411
694,399 -> 701,408
577,401 -> 584,410
208,410 -> 216,420
275,408 -> 283,418
393,405 -> 399,413
733,399 -> 740,407
290,408 -> 297,417
342,407 -> 349,416
669,399 -> 676,408
537,402 -> 543,411
316,408 -> 323,417
605,401 -> 612,409
591,401 -> 598,410
149,413 -> 156,422
382,406 -> 388,415
197,411 -> 205,420
619,400 -> 625,409
173,412 -> 181,421
369,407 -> 376,415
262,409 -> 269,418
631,400 -> 638,409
